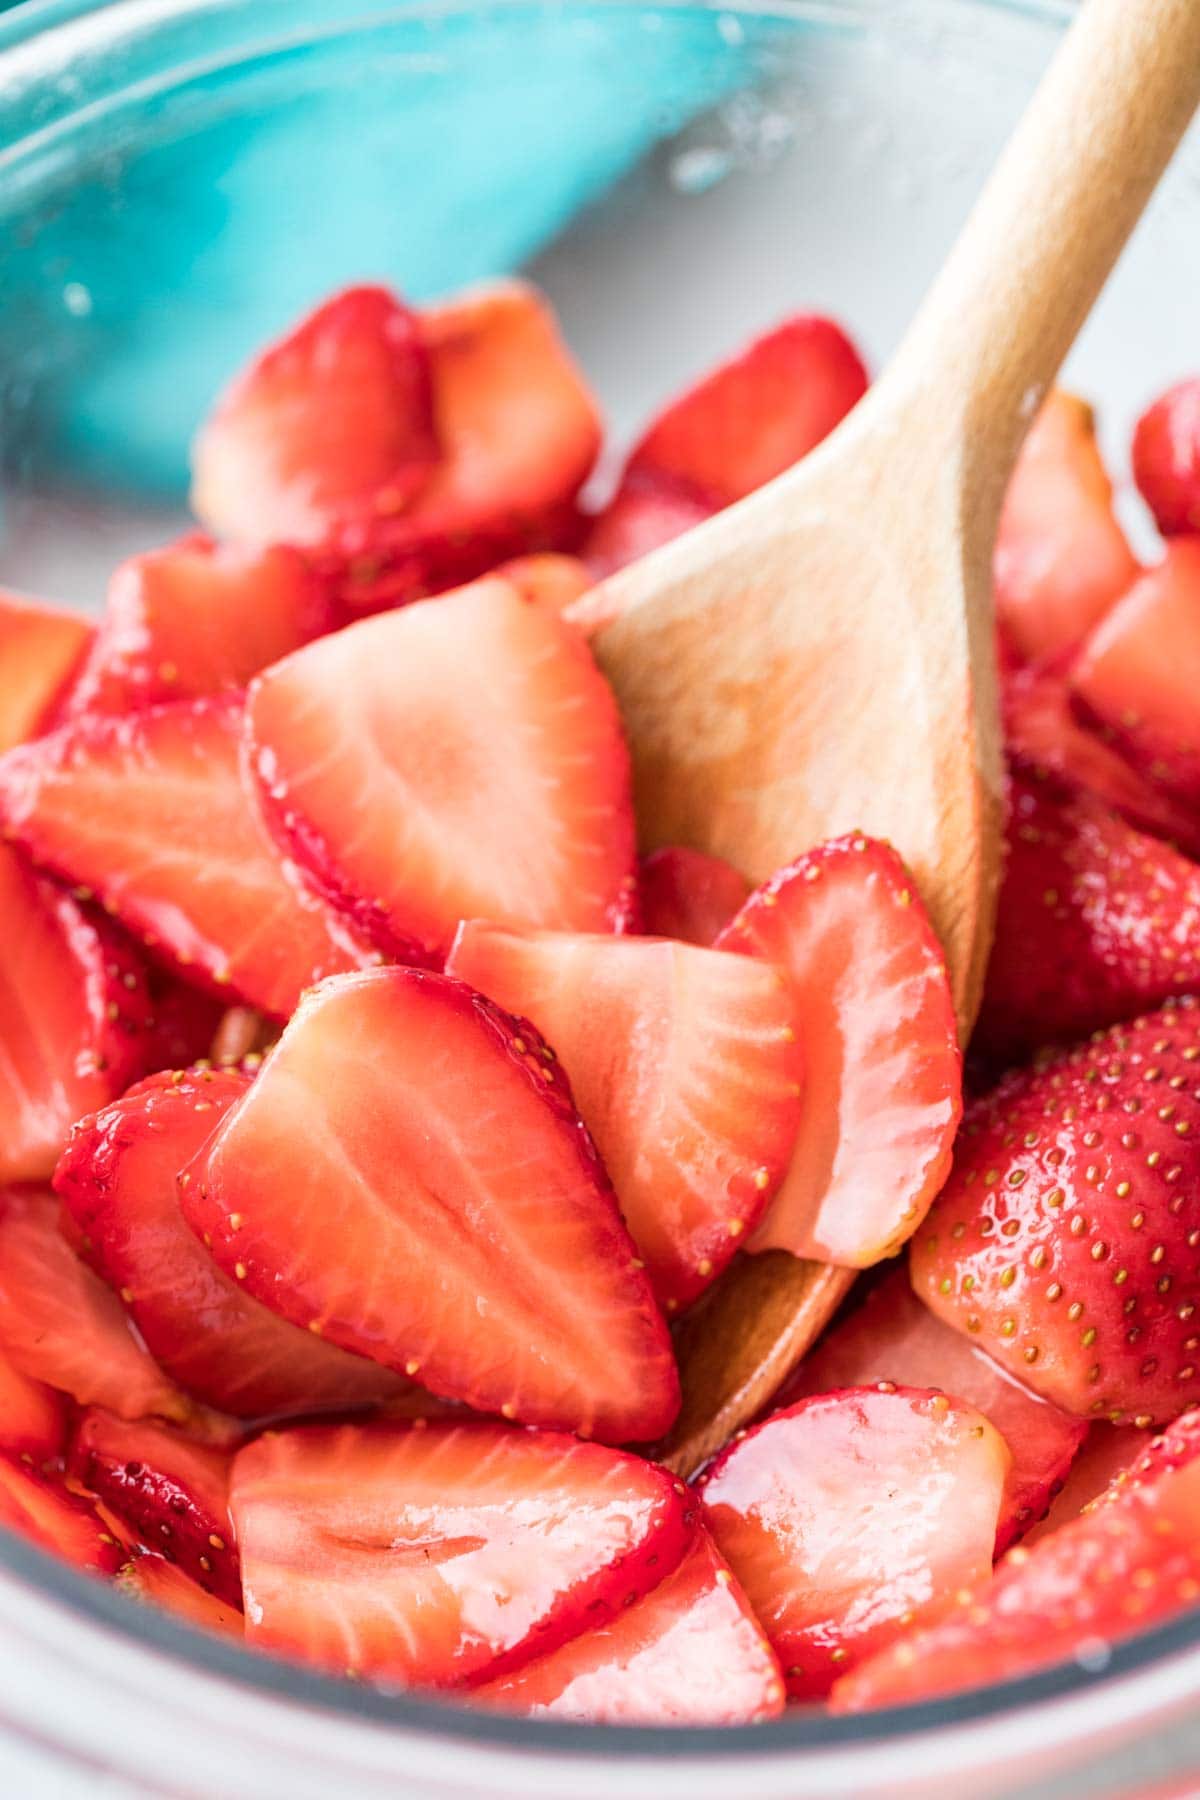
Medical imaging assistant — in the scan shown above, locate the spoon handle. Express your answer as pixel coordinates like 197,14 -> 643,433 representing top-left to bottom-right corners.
891,0 -> 1200,524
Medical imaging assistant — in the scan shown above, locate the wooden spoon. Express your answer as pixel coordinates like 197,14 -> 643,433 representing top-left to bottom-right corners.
578,0 -> 1200,1477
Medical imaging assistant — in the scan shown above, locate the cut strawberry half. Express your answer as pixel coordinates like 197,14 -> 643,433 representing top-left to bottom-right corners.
477,1529 -> 784,1724
638,846 -> 750,948
1071,541 -> 1200,808
715,835 -> 961,1266
0,694 -> 381,1018
62,536 -> 334,717
0,588 -> 93,753
0,843 -> 157,1183
913,1001 -> 1200,1424
776,1270 -> 1086,1550
0,1187 -> 190,1423
119,1552 -> 243,1639
1132,377 -> 1200,536
832,1407 -> 1200,1710
0,1348 -> 67,1463
191,285 -> 438,550
55,1068 -> 408,1420
69,1410 -> 239,1605
246,576 -> 637,958
625,314 -> 868,507
1024,1422 -> 1151,1545
698,1386 -> 1008,1699
446,924 -> 803,1311
994,389 -> 1139,665
230,1418 -> 694,1687
581,470 -> 718,580
0,1455 -> 124,1575
181,967 -> 679,1441
978,775 -> 1200,1060
497,553 -> 594,617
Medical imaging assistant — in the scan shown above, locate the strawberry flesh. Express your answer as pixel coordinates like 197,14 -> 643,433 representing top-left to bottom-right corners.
698,1386 -> 1008,1698
230,1418 -> 694,1688
0,588 -> 93,753
497,553 -> 594,617
55,1069 -> 407,1420
1023,1421 -> 1151,1545
119,1552 -> 243,1638
1132,378 -> 1200,536
582,471 -> 717,579
716,835 -> 961,1266
638,845 -> 750,948
0,1455 -> 123,1575
180,967 -> 679,1443
446,924 -> 804,1311
0,1348 -> 67,1463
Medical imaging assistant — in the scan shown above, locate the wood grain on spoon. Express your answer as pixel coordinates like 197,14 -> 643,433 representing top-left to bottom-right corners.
580,0 -> 1200,1479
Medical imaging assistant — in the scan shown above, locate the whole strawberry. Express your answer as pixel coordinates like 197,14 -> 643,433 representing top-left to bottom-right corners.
912,1000 -> 1200,1424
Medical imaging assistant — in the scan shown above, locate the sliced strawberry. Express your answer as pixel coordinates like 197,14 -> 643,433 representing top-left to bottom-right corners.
446,925 -> 802,1312
69,1410 -> 239,1604
477,1529 -> 784,1724
0,1187 -> 189,1423
978,775 -> 1200,1060
0,1348 -> 67,1463
715,835 -> 961,1266
581,470 -> 718,580
638,846 -> 750,948
698,1387 -> 1008,1699
208,1006 -> 279,1069
497,553 -> 594,617
119,1552 -> 243,1638
994,389 -> 1139,665
191,285 -> 438,550
0,844 -> 156,1183
1003,667 -> 1200,855
1024,1422 -> 1151,1545
831,1407 -> 1200,1710
55,1069 -> 407,1420
913,1001 -> 1200,1423
143,976 -> 227,1076
625,314 -> 868,507
246,576 -> 637,958
62,536 -> 334,717
0,695 -> 381,1018
0,588 -> 93,753
0,1455 -> 123,1574
1132,378 -> 1200,536
1071,541 -> 1200,808
181,968 -> 679,1442
230,1418 -> 694,1687
776,1270 -> 1086,1550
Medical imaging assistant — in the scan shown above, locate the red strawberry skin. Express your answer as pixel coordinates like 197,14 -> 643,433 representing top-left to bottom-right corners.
698,1387 -> 1009,1699
180,967 -> 679,1443
477,1528 -> 785,1724
1132,378 -> 1200,536
0,842 -> 157,1182
638,846 -> 750,948
0,1456 -> 124,1575
0,588 -> 93,754
716,835 -> 961,1267
913,1001 -> 1200,1424
62,536 -> 334,717
119,1552 -> 243,1639
776,1269 -> 1086,1551
978,775 -> 1200,1059
246,576 -> 637,959
0,695 -> 381,1018
55,1069 -> 407,1420
832,1407 -> 1200,1710
69,1410 -> 240,1606
230,1419 -> 694,1688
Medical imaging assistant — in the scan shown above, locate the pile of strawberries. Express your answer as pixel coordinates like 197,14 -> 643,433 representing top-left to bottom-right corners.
3,276 -> 1200,1723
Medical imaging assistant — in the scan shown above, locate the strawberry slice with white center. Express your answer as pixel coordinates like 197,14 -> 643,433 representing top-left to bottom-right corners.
715,835 -> 961,1266
229,1418 -> 694,1688
119,1553 -> 243,1639
638,846 -> 750,948
0,1187 -> 191,1424
55,1069 -> 407,1420
69,1410 -> 240,1605
0,587 -> 93,753
832,1407 -> 1200,1710
776,1269 -> 1086,1550
180,967 -> 679,1442
0,843 -> 156,1183
698,1386 -> 1009,1699
477,1529 -> 784,1724
0,1456 -> 124,1575
62,536 -> 335,717
191,285 -> 438,551
246,576 -> 637,958
0,694 -> 382,1017
446,924 -> 804,1312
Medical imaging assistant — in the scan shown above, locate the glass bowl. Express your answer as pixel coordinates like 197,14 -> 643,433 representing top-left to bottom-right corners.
2,0 -> 1200,1793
